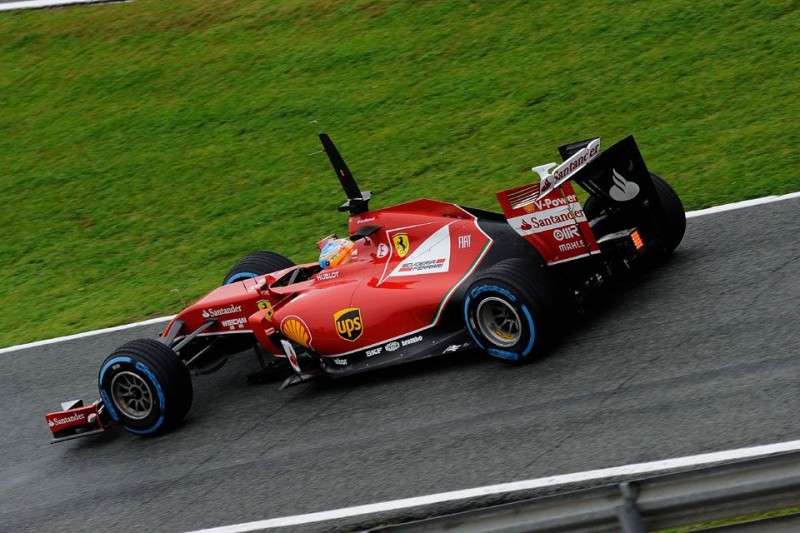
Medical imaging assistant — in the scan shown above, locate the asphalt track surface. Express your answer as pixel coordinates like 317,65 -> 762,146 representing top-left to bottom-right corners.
1,198 -> 798,532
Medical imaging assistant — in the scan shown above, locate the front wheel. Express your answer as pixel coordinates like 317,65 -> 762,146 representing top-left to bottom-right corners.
99,339 -> 193,436
464,259 -> 565,363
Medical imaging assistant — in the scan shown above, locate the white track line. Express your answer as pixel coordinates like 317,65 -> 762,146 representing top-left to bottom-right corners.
1,191 -> 798,355
685,191 -> 800,218
0,316 -> 174,355
0,0 -> 124,12
187,439 -> 800,532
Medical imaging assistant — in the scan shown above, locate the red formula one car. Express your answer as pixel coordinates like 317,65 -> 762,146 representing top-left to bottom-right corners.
45,133 -> 685,441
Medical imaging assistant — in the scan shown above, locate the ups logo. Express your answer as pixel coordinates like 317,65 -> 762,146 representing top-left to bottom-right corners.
334,307 -> 363,341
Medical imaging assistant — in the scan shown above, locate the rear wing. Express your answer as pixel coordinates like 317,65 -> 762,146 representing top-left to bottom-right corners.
560,135 -> 660,212
533,138 -> 601,200
496,136 -> 665,265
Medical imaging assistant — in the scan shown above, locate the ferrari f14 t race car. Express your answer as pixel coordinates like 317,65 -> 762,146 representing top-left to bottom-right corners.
45,133 -> 685,442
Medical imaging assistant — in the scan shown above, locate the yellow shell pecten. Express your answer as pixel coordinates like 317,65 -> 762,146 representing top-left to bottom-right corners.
282,318 -> 310,347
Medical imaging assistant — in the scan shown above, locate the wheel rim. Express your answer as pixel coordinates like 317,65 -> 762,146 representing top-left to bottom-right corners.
110,371 -> 154,420
475,297 -> 522,347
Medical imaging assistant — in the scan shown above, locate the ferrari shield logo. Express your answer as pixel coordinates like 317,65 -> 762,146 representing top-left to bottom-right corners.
392,233 -> 410,258
257,300 -> 273,320
334,308 -> 363,342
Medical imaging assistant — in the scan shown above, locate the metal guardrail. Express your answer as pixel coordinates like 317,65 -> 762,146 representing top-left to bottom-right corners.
371,451 -> 800,532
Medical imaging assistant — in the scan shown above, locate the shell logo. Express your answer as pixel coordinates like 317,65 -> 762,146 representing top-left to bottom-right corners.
281,317 -> 311,348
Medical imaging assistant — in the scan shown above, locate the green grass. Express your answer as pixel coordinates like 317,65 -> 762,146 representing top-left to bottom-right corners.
1,0 -> 798,347
657,506 -> 800,532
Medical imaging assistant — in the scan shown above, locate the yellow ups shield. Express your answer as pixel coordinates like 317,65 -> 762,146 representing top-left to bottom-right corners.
334,307 -> 363,341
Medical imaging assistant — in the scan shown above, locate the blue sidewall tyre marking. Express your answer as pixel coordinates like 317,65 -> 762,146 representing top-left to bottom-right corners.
125,415 -> 165,435
99,356 -> 169,435
99,356 -> 132,384
99,356 -> 132,423
135,361 -> 166,410
225,271 -> 258,285
127,361 -> 167,435
488,348 -> 519,361
100,390 -> 120,422
470,284 -> 517,302
463,294 -> 486,352
519,304 -> 536,359
464,284 -> 536,362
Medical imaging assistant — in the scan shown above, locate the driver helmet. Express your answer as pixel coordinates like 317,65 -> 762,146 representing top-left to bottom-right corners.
319,238 -> 355,269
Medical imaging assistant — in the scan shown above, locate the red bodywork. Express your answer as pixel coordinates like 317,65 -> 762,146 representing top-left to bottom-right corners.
163,199 -> 495,360
497,181 -> 600,265
45,401 -> 105,443
45,133 -> 673,442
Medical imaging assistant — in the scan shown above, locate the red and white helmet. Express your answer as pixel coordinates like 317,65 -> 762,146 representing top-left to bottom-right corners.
319,238 -> 355,269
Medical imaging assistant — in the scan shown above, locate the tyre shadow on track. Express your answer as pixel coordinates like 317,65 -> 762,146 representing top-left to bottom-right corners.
566,249 -> 693,328
307,349 -> 492,392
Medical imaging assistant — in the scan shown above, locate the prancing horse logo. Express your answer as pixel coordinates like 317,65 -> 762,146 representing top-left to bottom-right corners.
392,233 -> 410,258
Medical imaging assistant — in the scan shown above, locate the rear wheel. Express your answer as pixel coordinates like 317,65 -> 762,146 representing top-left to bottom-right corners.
584,173 -> 685,259
650,174 -> 686,255
99,339 -> 192,436
464,259 -> 565,363
223,251 -> 294,285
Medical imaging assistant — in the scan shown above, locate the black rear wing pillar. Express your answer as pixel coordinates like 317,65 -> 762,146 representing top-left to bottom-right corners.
318,133 -> 372,215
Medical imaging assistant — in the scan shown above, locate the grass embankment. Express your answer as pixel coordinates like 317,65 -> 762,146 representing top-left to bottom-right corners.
0,1 -> 798,347
659,506 -> 800,532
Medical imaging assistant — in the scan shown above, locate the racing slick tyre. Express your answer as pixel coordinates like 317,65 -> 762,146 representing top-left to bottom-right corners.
223,251 -> 295,285
584,173 -> 685,260
98,339 -> 193,436
464,258 -> 565,364
649,173 -> 686,255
